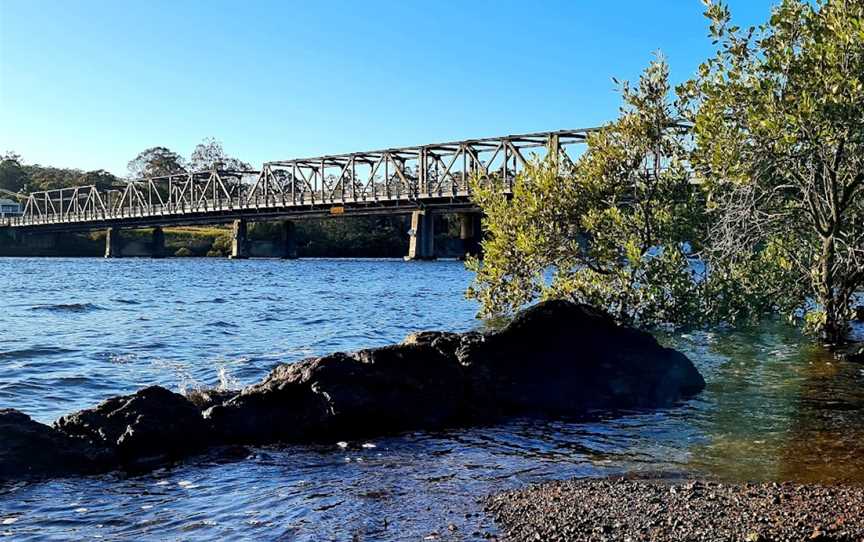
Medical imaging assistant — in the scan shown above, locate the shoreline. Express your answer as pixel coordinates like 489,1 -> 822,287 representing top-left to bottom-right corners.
485,476 -> 864,541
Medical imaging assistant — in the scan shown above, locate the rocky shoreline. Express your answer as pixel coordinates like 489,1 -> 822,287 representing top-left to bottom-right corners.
485,477 -> 864,541
1,300 -> 705,481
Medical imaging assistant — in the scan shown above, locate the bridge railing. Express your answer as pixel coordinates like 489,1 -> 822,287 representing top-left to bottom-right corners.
8,129 -> 593,227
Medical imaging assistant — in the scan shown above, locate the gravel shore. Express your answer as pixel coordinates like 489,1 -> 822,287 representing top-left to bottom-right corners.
485,477 -> 864,541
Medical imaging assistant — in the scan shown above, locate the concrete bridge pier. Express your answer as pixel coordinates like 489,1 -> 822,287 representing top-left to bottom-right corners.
280,220 -> 298,259
459,212 -> 483,260
152,227 -> 166,259
104,227 -> 122,258
406,210 -> 435,261
230,219 -> 249,259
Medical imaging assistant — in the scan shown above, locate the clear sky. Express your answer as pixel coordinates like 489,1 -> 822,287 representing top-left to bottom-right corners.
0,0 -> 775,177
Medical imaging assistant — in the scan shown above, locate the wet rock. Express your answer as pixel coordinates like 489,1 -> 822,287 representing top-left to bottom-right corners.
835,343 -> 864,364
184,387 -> 239,411
0,409 -> 107,480
854,306 -> 864,322
462,300 -> 705,416
54,386 -> 209,467
207,300 -> 703,445
206,341 -> 470,443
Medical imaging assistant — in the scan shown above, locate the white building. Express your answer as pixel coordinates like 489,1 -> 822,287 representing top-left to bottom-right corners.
0,198 -> 22,218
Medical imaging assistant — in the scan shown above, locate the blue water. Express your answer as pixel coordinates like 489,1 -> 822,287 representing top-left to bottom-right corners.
1,257 -> 863,541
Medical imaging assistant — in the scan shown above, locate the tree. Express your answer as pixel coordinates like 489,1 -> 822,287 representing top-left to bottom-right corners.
467,58 -> 705,326
79,169 -> 121,191
188,138 -> 251,172
680,0 -> 864,343
0,152 -> 28,193
127,147 -> 187,179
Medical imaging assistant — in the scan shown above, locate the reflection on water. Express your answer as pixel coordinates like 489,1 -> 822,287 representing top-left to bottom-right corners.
0,258 -> 862,540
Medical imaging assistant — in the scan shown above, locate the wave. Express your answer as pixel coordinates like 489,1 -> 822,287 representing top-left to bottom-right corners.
207,321 -> 238,329
0,346 -> 77,361
28,303 -> 104,313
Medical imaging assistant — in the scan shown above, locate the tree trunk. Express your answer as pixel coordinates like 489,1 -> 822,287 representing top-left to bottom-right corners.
819,234 -> 845,345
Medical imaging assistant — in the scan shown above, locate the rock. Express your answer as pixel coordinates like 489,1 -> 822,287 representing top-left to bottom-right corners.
461,300 -> 705,416
207,300 -> 703,445
54,386 -> 209,467
206,341 -> 470,444
0,409 -> 107,480
834,343 -> 864,363
854,306 -> 864,322
184,387 -> 239,411
840,344 -> 864,364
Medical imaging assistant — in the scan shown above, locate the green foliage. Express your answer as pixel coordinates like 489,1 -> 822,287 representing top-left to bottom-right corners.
0,151 -> 122,194
189,138 -> 251,172
127,147 -> 187,179
468,58 -> 705,327
470,1 -> 863,344
680,0 -> 864,343
295,216 -> 410,258
209,233 -> 232,257
0,152 -> 27,193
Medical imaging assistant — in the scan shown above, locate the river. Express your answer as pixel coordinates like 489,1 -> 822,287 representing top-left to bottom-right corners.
1,257 -> 862,541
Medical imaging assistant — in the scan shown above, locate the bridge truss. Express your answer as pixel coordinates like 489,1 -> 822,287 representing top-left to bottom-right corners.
5,128 -> 593,231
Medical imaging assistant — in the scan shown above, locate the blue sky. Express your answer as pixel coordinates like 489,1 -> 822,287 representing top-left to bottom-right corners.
0,1 -> 775,177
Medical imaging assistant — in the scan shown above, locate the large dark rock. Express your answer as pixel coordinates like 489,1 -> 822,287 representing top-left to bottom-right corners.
0,409 -> 107,480
54,386 -> 209,467
206,341 -> 470,443
460,300 -> 705,416
207,300 -> 704,445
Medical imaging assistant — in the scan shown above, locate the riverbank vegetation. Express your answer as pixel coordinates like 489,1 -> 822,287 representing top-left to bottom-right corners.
468,0 -> 864,344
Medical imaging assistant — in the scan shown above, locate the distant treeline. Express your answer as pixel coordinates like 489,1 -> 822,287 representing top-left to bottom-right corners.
0,152 -> 120,194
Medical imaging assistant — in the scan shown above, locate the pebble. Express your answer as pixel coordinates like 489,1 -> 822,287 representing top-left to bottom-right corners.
484,477 -> 864,541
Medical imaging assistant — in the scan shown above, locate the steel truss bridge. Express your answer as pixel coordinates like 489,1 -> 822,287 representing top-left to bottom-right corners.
3,128 -> 592,232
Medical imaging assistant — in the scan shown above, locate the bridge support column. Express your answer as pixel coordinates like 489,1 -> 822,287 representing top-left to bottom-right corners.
104,227 -> 122,258
406,210 -> 435,261
459,212 -> 482,260
230,219 -> 249,259
280,220 -> 298,259
151,227 -> 166,259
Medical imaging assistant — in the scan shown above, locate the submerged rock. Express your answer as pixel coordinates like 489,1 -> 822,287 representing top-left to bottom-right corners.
837,343 -> 864,364
7,300 -> 706,478
54,386 -> 209,468
0,409 -> 106,480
